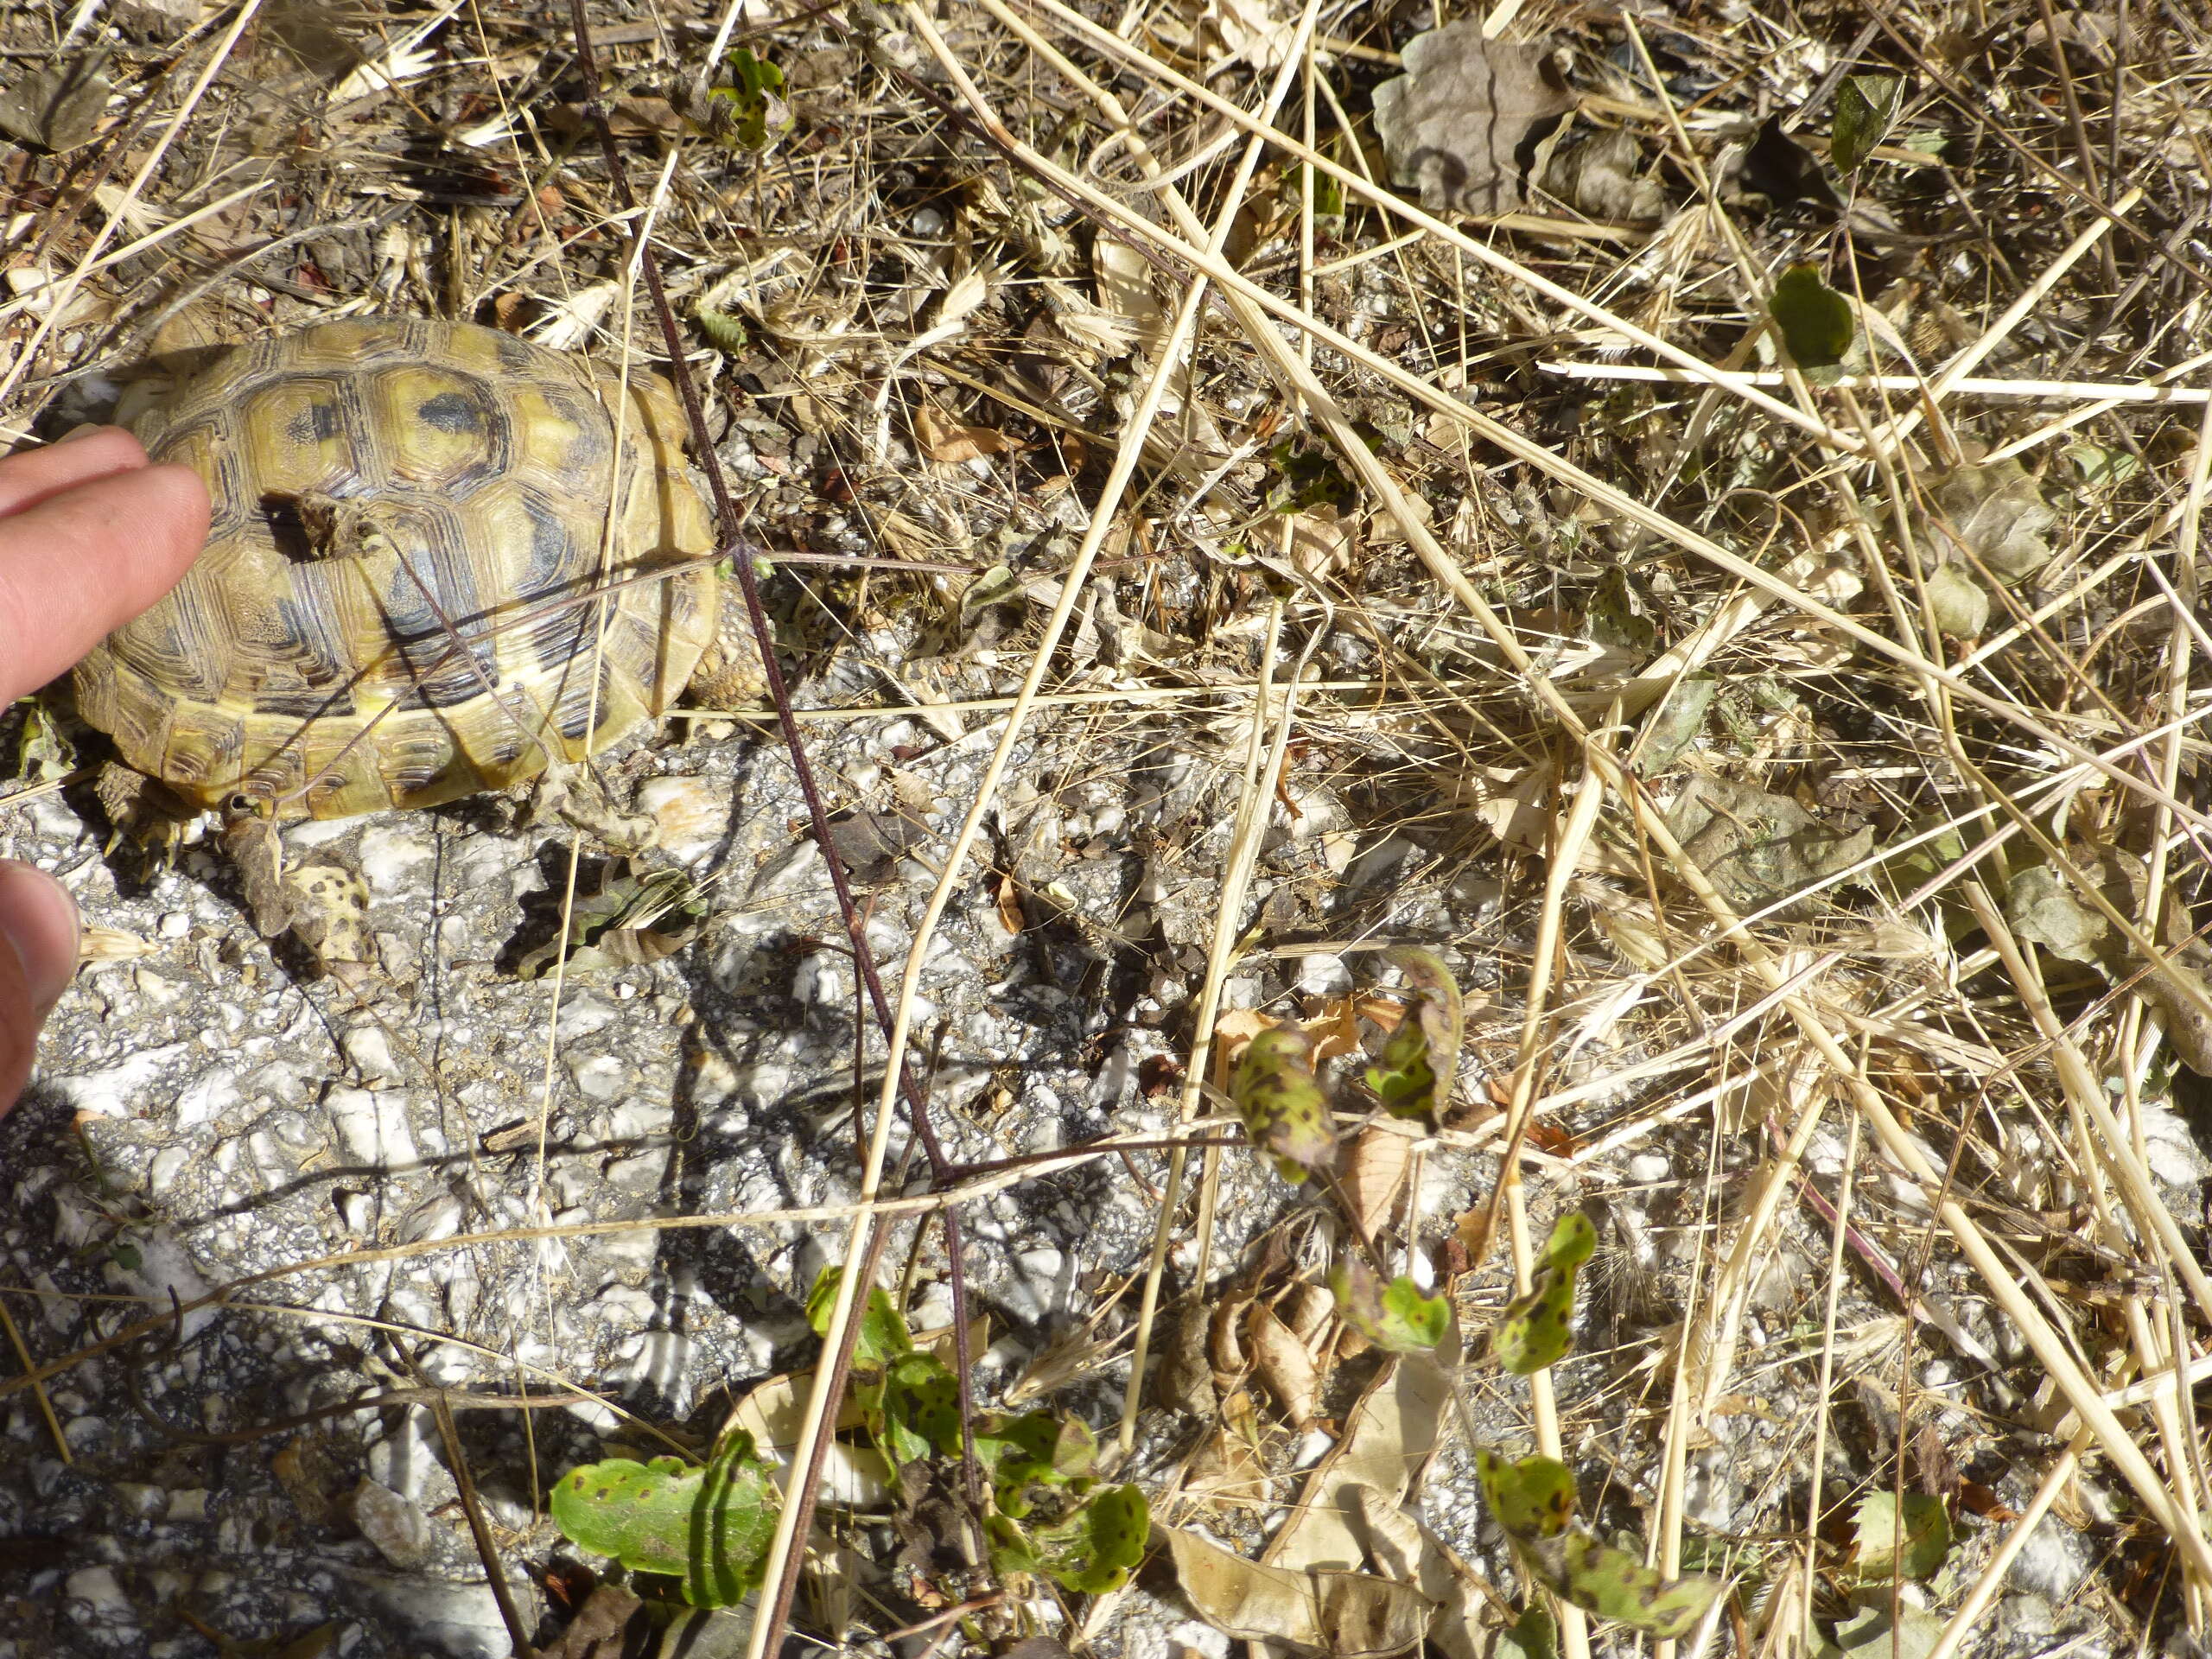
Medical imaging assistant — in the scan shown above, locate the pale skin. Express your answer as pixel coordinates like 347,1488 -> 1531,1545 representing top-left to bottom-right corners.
0,427 -> 207,1113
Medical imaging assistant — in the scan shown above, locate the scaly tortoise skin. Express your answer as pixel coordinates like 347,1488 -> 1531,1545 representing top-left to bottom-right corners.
73,316 -> 720,821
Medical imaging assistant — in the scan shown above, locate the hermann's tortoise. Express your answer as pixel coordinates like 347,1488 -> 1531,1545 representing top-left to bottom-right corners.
73,316 -> 748,823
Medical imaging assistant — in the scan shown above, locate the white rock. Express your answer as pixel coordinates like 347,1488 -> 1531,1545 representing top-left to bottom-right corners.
358,823 -> 435,890
352,1478 -> 433,1567
1295,952 -> 1351,995
341,1025 -> 399,1082
327,1087 -> 417,1168
147,1147 -> 189,1194
62,1566 -> 133,1628
1627,1153 -> 1671,1185
2137,1103 -> 2209,1186
174,1068 -> 240,1129
569,1054 -> 625,1102
48,1045 -> 189,1117
156,911 -> 190,940
637,776 -> 729,864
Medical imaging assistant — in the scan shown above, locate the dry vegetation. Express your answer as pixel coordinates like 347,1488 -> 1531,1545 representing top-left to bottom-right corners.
3,0 -> 2211,1655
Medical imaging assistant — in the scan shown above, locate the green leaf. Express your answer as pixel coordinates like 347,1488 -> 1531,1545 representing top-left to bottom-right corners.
1492,1213 -> 1595,1374
989,1411 -> 1096,1518
1229,1026 -> 1338,1182
804,1268 -> 913,1368
1831,75 -> 1904,173
1498,1599 -> 1559,1659
880,1350 -> 963,1466
1363,947 -> 1465,1123
1770,264 -> 1853,372
551,1432 -> 779,1608
1475,1449 -> 1577,1541
1850,1491 -> 1951,1582
1028,1484 -> 1150,1594
1554,1530 -> 1721,1639
1331,1256 -> 1452,1353
707,47 -> 792,150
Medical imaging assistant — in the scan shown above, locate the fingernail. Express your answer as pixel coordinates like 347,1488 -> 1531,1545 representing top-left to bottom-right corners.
54,423 -> 110,445
0,861 -> 81,1013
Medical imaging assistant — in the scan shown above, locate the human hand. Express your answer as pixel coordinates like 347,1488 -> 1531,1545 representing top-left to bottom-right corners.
1,427 -> 207,1114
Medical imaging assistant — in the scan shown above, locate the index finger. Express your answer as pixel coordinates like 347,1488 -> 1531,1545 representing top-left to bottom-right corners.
0,461 -> 209,704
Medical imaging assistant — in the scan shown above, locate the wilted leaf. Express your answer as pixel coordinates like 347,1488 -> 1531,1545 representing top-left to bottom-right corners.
551,1432 -> 779,1608
1922,563 -> 1990,637
1363,947 -> 1465,1123
1669,776 -> 1874,914
1542,127 -> 1662,222
0,53 -> 111,152
1230,1025 -> 1339,1182
1493,1213 -> 1596,1374
1770,264 -> 1853,372
1371,21 -> 1575,216
517,865 -> 707,978
1164,1525 -> 1433,1656
1342,1126 -> 1412,1238
1831,75 -> 1904,173
1917,461 -> 2056,584
2003,859 -> 2132,972
1849,1491 -> 1951,1582
1248,1302 -> 1322,1428
914,402 -> 1017,463
1331,1257 -> 1451,1354
1636,676 -> 1718,774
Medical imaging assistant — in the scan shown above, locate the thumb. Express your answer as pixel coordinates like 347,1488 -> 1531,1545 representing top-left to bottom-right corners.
0,861 -> 80,1113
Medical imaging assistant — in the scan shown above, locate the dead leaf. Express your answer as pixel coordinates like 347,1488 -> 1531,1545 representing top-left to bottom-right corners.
1203,0 -> 1300,74
1166,1525 -> 1433,1656
1542,126 -> 1662,222
0,54 -> 111,153
1371,22 -> 1574,216
1264,1356 -> 1452,1574
1342,1126 -> 1413,1240
1249,1302 -> 1321,1429
914,402 -> 1017,463
1916,461 -> 2056,585
1667,776 -> 1874,915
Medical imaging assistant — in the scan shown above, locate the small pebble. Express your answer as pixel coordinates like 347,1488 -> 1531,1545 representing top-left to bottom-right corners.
352,1478 -> 433,1568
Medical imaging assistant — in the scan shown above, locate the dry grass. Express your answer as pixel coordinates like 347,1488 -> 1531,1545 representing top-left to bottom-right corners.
4,0 -> 2212,1652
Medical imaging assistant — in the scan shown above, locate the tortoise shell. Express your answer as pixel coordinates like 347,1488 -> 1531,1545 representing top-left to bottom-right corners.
73,317 -> 719,820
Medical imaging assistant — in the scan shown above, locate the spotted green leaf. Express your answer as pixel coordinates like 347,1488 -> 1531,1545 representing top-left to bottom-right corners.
1331,1255 -> 1452,1353
880,1350 -> 963,1467
1493,1213 -> 1596,1374
1475,1449 -> 1577,1541
1770,264 -> 1853,372
1230,1026 -> 1338,1182
550,1431 -> 779,1608
1028,1483 -> 1151,1594
1363,947 -> 1465,1123
1831,75 -> 1904,174
1554,1530 -> 1721,1639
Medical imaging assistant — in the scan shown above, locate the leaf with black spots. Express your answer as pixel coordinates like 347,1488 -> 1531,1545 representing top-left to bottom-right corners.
1230,1025 -> 1338,1182
1493,1213 -> 1596,1373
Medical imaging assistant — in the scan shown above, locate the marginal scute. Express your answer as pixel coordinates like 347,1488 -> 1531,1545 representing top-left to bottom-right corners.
73,317 -> 719,819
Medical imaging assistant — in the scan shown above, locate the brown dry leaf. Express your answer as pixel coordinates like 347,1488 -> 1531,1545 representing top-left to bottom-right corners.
913,402 -> 1018,463
1286,505 -> 1354,577
1203,0 -> 1300,74
1165,1526 -> 1433,1656
1667,775 -> 1874,915
1210,1286 -> 1256,1376
0,54 -> 111,153
1371,22 -> 1575,216
1916,461 -> 2056,585
1154,1299 -> 1217,1417
1185,1421 -> 1271,1503
1342,1126 -> 1413,1240
1248,1302 -> 1320,1429
1306,996 -> 1366,1064
1542,126 -> 1662,222
1213,1007 -> 1279,1068
1264,1356 -> 1452,1573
